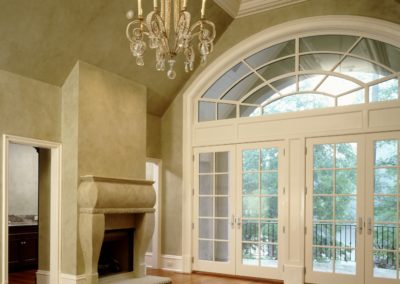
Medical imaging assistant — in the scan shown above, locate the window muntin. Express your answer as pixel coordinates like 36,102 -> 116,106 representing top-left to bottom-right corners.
198,35 -> 400,122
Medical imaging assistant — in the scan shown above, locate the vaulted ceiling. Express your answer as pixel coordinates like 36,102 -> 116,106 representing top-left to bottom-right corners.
0,0 -> 308,115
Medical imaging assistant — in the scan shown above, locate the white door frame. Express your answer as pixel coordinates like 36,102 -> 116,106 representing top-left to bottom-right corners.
146,158 -> 162,269
2,135 -> 61,284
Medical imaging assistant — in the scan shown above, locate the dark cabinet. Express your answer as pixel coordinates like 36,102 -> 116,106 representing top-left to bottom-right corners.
8,225 -> 38,272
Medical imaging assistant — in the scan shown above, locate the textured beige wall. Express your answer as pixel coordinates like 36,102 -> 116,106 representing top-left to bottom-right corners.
61,61 -> 147,274
161,93 -> 183,255
147,114 -> 162,159
0,69 -> 61,280
159,0 -> 400,257
78,62 -> 147,179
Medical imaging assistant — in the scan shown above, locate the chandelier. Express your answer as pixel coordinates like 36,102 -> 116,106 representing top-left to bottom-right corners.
126,0 -> 216,79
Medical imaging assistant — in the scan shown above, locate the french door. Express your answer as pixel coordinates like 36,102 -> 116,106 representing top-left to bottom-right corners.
193,142 -> 285,279
305,135 -> 365,284
193,146 -> 236,274
306,132 -> 400,284
235,142 -> 285,279
365,132 -> 400,284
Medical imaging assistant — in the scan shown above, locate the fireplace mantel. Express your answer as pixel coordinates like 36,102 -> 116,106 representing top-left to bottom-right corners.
78,175 -> 161,284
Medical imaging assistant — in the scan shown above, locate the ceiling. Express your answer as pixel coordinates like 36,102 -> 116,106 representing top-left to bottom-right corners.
0,0 -> 307,116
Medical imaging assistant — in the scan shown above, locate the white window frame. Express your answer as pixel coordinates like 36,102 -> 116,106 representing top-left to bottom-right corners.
181,16 -> 400,282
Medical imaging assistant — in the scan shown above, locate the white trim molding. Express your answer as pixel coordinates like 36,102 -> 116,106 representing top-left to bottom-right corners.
60,273 -> 87,284
146,253 -> 184,272
159,255 -> 183,272
181,15 -> 400,279
214,0 -> 310,18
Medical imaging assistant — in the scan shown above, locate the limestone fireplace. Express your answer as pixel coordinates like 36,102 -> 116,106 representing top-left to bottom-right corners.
78,175 -> 169,284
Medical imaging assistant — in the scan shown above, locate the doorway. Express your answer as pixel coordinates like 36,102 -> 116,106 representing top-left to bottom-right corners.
2,135 -> 61,284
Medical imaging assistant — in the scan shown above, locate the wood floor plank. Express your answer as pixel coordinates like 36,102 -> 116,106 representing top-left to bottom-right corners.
147,269 -> 282,284
9,269 -> 282,283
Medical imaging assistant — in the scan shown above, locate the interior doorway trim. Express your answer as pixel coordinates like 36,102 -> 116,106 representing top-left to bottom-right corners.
181,15 -> 400,273
2,135 -> 62,284
146,158 -> 163,269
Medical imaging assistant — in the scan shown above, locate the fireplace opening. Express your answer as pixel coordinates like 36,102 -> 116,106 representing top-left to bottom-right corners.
98,228 -> 134,277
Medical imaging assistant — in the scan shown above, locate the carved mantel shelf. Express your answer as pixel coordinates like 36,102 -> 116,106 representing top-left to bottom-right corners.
78,175 -> 156,214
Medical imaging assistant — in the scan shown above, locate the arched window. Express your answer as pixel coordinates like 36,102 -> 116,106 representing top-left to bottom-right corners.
198,35 -> 400,122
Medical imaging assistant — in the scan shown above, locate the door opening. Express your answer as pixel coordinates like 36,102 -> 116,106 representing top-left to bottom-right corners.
2,135 -> 61,284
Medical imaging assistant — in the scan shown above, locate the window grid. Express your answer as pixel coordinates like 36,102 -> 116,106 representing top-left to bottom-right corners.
198,152 -> 230,263
312,143 -> 358,275
198,35 -> 400,122
242,148 -> 279,268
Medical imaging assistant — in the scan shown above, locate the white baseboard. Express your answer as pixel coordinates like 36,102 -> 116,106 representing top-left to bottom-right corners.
159,255 -> 183,272
36,270 -> 50,284
146,254 -> 183,272
60,273 -> 87,284
145,252 -> 153,268
283,264 -> 304,284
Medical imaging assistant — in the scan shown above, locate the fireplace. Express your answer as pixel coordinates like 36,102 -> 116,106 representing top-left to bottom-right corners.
78,176 -> 167,284
98,228 -> 134,276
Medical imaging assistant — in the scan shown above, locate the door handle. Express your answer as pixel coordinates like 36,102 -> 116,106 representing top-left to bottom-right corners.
367,218 -> 372,235
358,217 -> 363,234
231,214 -> 235,229
237,216 -> 241,229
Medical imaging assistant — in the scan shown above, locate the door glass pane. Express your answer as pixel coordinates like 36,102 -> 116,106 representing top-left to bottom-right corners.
199,240 -> 213,261
198,151 -> 230,263
215,241 -> 228,262
242,147 -> 279,268
372,139 -> 400,279
312,142 -> 358,275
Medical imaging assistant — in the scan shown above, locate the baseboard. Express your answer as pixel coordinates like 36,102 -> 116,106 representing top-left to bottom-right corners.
160,255 -> 183,272
145,252 -> 153,268
36,270 -> 50,284
60,273 -> 87,284
146,254 -> 183,272
283,264 -> 304,284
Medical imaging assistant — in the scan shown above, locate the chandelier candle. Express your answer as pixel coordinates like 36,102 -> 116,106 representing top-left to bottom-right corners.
126,0 -> 216,79
137,0 -> 142,17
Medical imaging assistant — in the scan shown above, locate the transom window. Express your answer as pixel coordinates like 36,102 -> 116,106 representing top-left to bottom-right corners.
198,35 -> 400,122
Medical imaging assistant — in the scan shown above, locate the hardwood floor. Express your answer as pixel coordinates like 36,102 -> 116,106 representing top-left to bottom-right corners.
147,269 -> 282,284
8,269 -> 282,283
8,269 -> 36,284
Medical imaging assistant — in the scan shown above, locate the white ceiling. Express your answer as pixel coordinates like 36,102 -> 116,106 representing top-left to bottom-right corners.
214,0 -> 310,18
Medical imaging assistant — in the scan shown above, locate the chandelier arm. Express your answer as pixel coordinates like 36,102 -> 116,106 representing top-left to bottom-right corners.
126,20 -> 143,42
173,11 -> 191,54
146,11 -> 171,55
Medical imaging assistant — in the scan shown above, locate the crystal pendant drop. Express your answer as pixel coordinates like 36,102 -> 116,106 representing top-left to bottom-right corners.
136,56 -> 144,66
201,55 -> 207,65
167,59 -> 176,80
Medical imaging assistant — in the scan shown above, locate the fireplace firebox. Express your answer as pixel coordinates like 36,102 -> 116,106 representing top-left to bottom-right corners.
98,228 -> 134,276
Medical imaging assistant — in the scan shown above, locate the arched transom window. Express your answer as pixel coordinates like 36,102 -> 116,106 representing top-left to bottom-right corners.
198,35 -> 400,122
